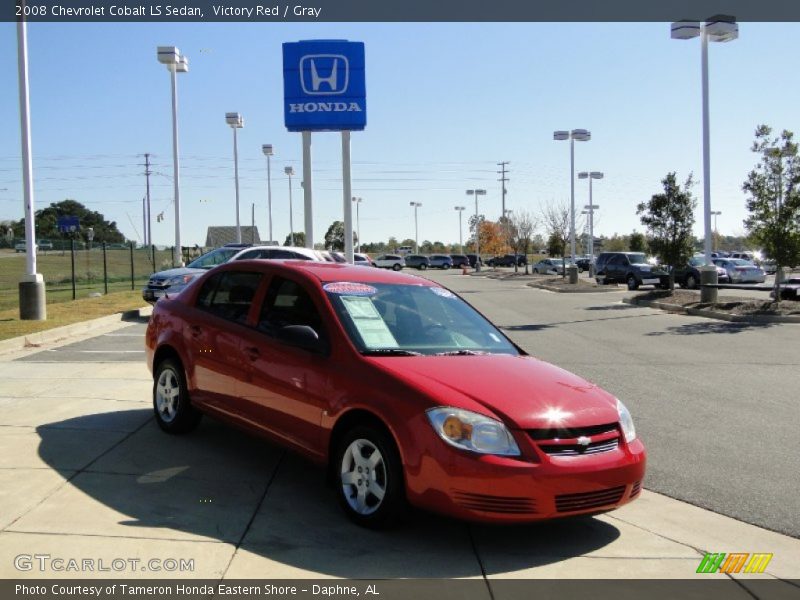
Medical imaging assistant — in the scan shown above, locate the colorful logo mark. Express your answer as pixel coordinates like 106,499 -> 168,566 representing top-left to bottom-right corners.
696,553 -> 773,574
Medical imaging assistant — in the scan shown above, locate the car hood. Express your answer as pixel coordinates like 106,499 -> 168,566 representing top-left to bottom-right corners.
151,267 -> 204,279
368,354 -> 618,429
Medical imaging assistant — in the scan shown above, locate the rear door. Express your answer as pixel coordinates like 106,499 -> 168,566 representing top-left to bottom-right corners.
186,270 -> 263,418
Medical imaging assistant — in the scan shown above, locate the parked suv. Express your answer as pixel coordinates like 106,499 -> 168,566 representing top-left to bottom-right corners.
428,254 -> 453,269
449,254 -> 470,268
405,254 -> 431,270
466,254 -> 483,268
595,252 -> 669,290
487,254 -> 527,267
373,254 -> 405,270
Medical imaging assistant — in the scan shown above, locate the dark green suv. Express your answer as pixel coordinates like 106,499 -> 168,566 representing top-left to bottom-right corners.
595,252 -> 669,290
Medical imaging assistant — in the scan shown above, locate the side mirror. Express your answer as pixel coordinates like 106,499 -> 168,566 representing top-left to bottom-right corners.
277,325 -> 327,354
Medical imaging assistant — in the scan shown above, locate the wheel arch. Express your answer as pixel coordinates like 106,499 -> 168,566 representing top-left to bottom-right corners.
327,408 -> 405,481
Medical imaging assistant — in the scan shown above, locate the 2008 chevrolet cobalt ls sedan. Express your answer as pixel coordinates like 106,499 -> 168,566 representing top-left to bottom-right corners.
146,261 -> 645,528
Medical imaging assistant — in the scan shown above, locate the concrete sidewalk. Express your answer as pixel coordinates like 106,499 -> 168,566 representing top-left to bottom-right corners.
0,354 -> 798,589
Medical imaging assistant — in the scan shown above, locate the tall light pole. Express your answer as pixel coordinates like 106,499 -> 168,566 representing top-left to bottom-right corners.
409,202 -> 422,253
671,15 -> 738,302
285,166 -> 295,246
710,210 -> 722,251
262,144 -> 274,244
157,47 -> 188,266
352,196 -> 363,253
578,171 -> 603,258
17,12 -> 45,320
554,129 -> 591,260
455,206 -> 465,253
466,189 -> 487,272
225,112 -> 244,243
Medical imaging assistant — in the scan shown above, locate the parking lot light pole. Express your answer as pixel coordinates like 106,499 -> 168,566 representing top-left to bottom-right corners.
578,171 -> 603,258
262,144 -> 274,244
409,202 -> 422,253
672,15 -> 738,302
16,14 -> 45,320
157,47 -> 188,266
352,197 -> 363,253
455,206 -> 465,253
710,210 -> 722,250
285,166 -> 296,246
554,129 -> 591,261
225,112 -> 244,243
466,189 -> 487,271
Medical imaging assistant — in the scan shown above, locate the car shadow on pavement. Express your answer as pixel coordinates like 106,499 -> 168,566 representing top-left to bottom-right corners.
500,324 -> 554,332
645,321 -> 777,336
584,304 -> 640,311
35,410 -> 621,578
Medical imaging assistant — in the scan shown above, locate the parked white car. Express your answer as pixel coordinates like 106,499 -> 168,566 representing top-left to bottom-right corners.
373,254 -> 405,270
712,259 -> 767,284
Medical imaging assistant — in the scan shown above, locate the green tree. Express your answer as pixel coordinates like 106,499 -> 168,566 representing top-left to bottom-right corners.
742,125 -> 800,298
629,231 -> 646,253
637,173 -> 696,288
284,232 -> 305,247
323,220 -> 357,251
13,199 -> 127,244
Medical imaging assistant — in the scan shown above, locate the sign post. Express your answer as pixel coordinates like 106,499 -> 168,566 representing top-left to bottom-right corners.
283,40 -> 366,262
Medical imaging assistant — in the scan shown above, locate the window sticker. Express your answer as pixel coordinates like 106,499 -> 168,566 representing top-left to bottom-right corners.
430,287 -> 456,299
340,296 -> 399,348
323,282 -> 378,296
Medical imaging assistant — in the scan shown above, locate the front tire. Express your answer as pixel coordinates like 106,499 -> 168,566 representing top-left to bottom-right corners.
419,264 -> 427,271
626,275 -> 639,291
153,358 -> 202,434
392,263 -> 401,271
686,274 -> 698,289
335,425 -> 405,529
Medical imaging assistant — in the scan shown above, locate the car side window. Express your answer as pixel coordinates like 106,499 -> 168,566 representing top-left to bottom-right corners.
258,277 -> 326,340
196,271 -> 262,324
236,249 -> 262,260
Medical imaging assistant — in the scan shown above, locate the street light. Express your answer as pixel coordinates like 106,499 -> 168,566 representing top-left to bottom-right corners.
225,112 -> 244,243
578,171 -> 603,258
352,196 -> 363,253
157,46 -> 188,266
671,15 -> 738,302
285,166 -> 295,246
554,129 -> 591,260
262,144 -> 274,244
409,202 -> 422,253
466,189 -> 487,271
455,206 -> 466,254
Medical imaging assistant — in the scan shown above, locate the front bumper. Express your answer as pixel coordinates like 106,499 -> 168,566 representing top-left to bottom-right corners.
404,424 -> 646,523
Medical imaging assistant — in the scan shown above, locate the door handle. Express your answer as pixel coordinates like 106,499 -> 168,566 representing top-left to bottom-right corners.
244,346 -> 260,361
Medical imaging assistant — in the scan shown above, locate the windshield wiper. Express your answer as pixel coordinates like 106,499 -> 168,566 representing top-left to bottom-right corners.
434,349 -> 489,356
361,349 -> 423,357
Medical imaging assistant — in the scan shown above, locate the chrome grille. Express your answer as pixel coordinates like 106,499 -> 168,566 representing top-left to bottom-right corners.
528,422 -> 620,457
540,438 -> 619,457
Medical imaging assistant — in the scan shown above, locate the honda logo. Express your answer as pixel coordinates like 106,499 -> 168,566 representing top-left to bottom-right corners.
300,54 -> 349,95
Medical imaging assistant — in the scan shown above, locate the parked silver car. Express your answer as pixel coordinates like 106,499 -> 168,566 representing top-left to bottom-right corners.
712,259 -> 766,284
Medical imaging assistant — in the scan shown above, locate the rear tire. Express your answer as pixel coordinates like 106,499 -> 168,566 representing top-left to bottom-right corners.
686,274 -> 698,289
153,358 -> 202,434
392,263 -> 401,271
419,264 -> 427,271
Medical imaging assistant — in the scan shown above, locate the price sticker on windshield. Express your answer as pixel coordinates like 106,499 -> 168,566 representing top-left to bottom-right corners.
323,282 -> 378,296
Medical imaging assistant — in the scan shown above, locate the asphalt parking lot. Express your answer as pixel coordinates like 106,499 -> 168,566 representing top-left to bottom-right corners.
0,274 -> 798,588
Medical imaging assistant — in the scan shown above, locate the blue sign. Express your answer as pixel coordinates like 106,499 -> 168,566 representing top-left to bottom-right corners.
57,216 -> 80,233
283,40 -> 366,132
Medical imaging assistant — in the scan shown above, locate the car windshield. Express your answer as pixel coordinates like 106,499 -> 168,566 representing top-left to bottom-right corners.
731,259 -> 753,266
325,282 -> 520,357
187,247 -> 240,269
628,253 -> 648,264
689,257 -> 705,266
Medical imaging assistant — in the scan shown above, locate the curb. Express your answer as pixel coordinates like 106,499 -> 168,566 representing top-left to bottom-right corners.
0,305 -> 153,356
527,282 -> 622,294
623,298 -> 800,323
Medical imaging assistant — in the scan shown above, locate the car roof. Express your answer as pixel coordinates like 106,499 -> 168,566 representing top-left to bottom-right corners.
222,260 -> 438,286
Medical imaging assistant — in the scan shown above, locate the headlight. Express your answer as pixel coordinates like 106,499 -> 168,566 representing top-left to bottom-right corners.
616,399 -> 636,443
165,274 -> 193,286
426,407 -> 521,456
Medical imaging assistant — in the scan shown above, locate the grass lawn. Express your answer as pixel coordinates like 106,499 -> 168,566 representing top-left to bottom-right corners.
0,290 -> 148,341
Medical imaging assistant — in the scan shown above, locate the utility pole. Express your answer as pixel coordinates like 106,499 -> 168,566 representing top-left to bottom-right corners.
497,161 -> 510,220
142,153 -> 152,247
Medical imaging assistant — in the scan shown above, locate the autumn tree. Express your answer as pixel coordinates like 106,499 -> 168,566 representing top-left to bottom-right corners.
509,209 -> 538,273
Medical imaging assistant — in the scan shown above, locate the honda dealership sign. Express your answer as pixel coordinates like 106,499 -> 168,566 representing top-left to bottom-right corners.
283,40 -> 366,132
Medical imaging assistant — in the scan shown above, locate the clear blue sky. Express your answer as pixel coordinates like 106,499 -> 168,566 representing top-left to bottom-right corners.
1,22 -> 798,247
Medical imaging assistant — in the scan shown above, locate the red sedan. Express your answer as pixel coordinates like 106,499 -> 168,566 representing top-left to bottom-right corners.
145,260 -> 645,528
